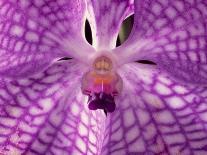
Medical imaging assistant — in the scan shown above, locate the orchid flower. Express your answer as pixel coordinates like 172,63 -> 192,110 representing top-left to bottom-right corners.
0,0 -> 207,154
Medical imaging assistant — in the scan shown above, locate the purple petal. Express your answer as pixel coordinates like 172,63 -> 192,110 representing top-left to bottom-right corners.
114,0 -> 207,85
86,0 -> 134,49
0,60 -> 105,154
0,0 -> 94,78
101,63 -> 207,154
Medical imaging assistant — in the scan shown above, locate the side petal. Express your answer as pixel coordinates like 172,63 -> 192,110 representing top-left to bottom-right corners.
0,0 -> 94,78
0,60 -> 105,154
86,0 -> 134,50
101,63 -> 207,154
113,0 -> 207,85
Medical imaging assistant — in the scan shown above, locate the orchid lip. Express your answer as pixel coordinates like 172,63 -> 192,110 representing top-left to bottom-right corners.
81,54 -> 123,113
87,92 -> 116,116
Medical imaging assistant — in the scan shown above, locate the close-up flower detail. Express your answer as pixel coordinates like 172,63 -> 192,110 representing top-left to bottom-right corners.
0,0 -> 207,154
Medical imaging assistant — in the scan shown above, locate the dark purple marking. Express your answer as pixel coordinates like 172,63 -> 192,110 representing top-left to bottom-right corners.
87,92 -> 116,115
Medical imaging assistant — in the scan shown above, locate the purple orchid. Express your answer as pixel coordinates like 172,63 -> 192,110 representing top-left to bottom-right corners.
0,0 -> 207,154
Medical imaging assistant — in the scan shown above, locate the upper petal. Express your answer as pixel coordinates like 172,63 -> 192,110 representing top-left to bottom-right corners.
0,60 -> 106,154
113,0 -> 207,85
86,0 -> 134,50
101,63 -> 207,154
0,0 -> 94,78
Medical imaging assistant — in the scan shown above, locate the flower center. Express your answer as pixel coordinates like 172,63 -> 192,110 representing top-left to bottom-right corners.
81,55 -> 123,115
93,56 -> 112,73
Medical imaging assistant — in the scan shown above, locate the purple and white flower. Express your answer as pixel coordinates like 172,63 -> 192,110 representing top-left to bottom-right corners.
0,0 -> 207,154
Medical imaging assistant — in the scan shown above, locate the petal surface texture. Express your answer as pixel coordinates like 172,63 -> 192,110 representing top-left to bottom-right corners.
86,0 -> 134,50
101,63 -> 207,154
0,60 -> 105,154
0,0 -> 94,78
114,0 -> 207,85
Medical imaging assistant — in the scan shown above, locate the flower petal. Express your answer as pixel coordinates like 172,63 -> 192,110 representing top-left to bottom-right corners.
0,60 -> 105,154
86,0 -> 134,50
114,0 -> 207,85
101,63 -> 207,154
0,0 -> 94,78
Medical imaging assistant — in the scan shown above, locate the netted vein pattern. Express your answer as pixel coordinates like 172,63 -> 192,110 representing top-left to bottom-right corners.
0,0 -> 89,77
101,64 -> 207,154
0,61 -> 105,154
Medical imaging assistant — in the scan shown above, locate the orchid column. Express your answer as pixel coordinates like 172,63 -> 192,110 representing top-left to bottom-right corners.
0,0 -> 207,155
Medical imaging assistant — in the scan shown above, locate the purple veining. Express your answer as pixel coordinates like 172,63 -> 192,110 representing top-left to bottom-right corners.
0,0 -> 207,154
113,0 -> 207,85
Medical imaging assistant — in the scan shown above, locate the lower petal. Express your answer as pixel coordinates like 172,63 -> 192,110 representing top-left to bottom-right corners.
0,60 -> 106,154
101,63 -> 207,154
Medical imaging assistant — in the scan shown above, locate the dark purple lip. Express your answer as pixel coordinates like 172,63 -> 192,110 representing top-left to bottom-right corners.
87,92 -> 116,115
